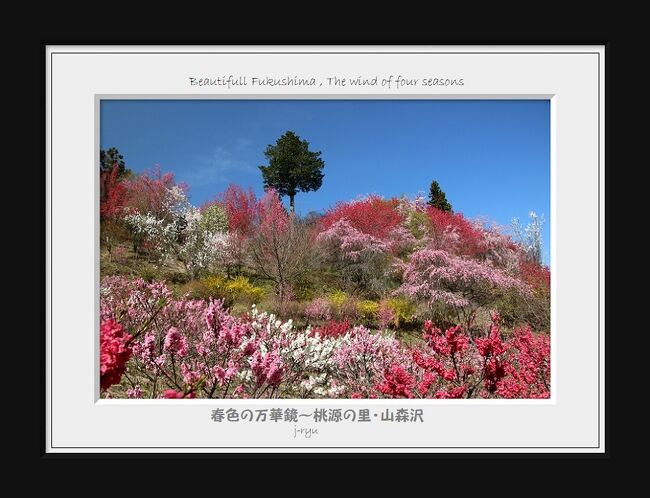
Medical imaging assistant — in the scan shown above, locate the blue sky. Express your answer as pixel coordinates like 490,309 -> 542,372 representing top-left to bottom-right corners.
101,99 -> 550,263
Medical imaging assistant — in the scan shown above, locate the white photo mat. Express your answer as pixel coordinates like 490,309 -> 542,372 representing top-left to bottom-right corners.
46,45 -> 604,453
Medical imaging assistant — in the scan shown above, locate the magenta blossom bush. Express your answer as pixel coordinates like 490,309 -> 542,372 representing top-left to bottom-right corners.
373,313 -> 550,399
100,319 -> 132,391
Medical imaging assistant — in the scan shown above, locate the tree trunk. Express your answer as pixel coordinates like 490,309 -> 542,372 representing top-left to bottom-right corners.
278,281 -> 286,316
289,194 -> 295,214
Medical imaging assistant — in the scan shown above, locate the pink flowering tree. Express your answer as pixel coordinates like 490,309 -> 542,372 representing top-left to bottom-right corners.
248,189 -> 319,314
317,219 -> 393,297
205,184 -> 259,276
397,248 -> 530,330
471,221 -> 521,271
331,326 -> 411,397
317,196 -> 425,297
305,297 -> 332,321
123,165 -> 186,221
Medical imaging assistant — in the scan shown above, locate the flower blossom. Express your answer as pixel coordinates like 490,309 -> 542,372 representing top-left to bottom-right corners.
161,389 -> 196,399
100,319 -> 132,391
251,350 -> 285,386
163,327 -> 188,357
375,364 -> 415,398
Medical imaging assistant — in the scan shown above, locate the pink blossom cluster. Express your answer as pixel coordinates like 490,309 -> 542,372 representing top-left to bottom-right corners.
257,188 -> 290,238
163,327 -> 188,357
331,326 -> 410,397
377,303 -> 396,329
317,219 -> 389,262
251,350 -> 285,386
304,297 -> 332,321
162,389 -> 196,399
397,248 -> 530,308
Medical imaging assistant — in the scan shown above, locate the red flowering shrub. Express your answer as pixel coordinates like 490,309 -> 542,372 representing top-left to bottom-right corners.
426,206 -> 485,257
161,389 -> 196,399
100,319 -> 132,391
311,319 -> 351,339
123,165 -> 186,221
213,184 -> 258,236
434,386 -> 467,399
100,164 -> 130,259
372,313 -> 550,399
375,364 -> 415,398
475,321 -> 509,393
320,195 -> 403,240
519,258 -> 551,291
496,326 -> 550,398
100,164 -> 128,219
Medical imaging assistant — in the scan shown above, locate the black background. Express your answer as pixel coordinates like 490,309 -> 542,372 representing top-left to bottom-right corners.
10,3 -> 626,484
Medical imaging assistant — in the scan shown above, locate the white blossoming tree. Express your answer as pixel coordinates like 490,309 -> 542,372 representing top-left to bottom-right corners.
123,211 -> 177,262
123,183 -> 232,278
174,206 -> 231,279
511,211 -> 545,265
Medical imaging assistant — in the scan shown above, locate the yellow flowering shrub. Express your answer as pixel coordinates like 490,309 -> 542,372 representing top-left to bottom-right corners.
225,276 -> 265,304
356,299 -> 379,320
327,289 -> 348,310
381,297 -> 417,328
199,275 -> 265,304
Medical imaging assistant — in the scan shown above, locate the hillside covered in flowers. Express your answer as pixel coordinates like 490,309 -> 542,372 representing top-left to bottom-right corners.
99,163 -> 550,399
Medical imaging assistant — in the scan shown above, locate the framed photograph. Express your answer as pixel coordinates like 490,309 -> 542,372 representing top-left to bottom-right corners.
46,45 -> 605,453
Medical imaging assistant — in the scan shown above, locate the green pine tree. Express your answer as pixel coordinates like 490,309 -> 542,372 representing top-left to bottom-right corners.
427,180 -> 452,212
100,147 -> 131,178
259,131 -> 325,213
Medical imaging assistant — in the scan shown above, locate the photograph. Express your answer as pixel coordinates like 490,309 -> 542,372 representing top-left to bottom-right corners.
99,99 -> 551,400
